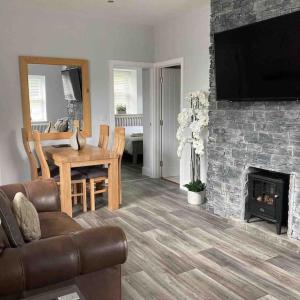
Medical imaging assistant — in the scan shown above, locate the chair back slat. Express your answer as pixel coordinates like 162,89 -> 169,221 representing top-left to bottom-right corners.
32,131 -> 51,179
21,128 -> 39,180
113,127 -> 125,156
98,124 -> 109,149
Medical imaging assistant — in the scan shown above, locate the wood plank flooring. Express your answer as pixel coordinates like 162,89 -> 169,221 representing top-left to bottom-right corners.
75,165 -> 300,300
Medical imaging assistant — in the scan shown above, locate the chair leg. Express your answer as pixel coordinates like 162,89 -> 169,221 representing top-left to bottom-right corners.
98,181 -> 104,197
78,183 -> 83,204
119,161 -> 122,205
73,183 -> 78,205
119,180 -> 122,205
82,180 -> 87,213
90,178 -> 96,211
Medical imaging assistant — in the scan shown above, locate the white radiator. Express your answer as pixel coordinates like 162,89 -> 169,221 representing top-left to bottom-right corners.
115,114 -> 143,127
31,122 -> 49,132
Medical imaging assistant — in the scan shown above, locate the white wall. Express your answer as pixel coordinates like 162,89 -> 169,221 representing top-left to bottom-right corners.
0,0 -> 210,185
154,4 -> 211,185
28,64 -> 68,123
0,1 -> 154,184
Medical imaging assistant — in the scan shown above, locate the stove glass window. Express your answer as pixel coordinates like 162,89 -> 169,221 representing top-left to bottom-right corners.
253,180 -> 278,206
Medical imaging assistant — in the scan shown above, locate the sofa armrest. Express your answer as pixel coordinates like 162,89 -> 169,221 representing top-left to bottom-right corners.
0,226 -> 127,296
72,226 -> 128,274
23,179 -> 60,212
0,179 -> 60,213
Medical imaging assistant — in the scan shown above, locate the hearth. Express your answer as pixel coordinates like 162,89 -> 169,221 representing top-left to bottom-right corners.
246,170 -> 289,235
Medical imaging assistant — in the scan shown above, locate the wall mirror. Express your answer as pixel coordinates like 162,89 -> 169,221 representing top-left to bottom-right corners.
19,56 -> 91,140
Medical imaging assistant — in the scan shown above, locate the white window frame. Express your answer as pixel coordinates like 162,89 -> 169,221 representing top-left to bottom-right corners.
113,68 -> 141,115
28,75 -> 47,122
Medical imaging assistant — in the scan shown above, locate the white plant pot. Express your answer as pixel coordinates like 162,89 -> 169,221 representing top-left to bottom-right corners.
187,191 -> 206,205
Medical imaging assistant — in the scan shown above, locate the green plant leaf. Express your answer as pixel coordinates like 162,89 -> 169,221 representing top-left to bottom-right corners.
184,180 -> 206,192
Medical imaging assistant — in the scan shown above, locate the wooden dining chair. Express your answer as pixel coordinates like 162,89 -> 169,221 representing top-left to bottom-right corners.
32,130 -> 87,212
98,124 -> 109,149
22,128 -> 40,180
85,127 -> 125,211
22,128 -> 60,181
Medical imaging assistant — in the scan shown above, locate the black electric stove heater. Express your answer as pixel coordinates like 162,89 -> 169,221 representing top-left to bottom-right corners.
246,170 -> 289,234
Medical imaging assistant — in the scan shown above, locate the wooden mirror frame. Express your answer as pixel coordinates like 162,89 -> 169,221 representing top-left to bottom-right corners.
19,56 -> 91,140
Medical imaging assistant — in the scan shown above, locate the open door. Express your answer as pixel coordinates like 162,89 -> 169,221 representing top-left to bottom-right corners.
160,66 -> 181,183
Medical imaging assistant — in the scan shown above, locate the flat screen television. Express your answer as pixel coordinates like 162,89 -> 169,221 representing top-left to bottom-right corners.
214,11 -> 300,101
61,67 -> 82,101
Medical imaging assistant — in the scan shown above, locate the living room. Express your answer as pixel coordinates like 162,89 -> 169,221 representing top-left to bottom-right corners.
0,0 -> 300,299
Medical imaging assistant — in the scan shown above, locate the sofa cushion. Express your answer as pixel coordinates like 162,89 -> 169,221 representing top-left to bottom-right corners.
0,189 -> 25,247
0,221 -> 10,255
13,193 -> 41,242
39,212 -> 82,239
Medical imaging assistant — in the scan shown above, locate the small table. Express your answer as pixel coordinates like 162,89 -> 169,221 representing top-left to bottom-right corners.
22,285 -> 86,300
44,145 -> 120,217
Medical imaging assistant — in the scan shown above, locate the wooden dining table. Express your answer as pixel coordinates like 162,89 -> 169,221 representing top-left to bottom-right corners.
43,144 -> 120,217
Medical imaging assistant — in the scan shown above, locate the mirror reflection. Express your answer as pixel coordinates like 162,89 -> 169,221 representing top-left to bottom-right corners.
28,64 -> 83,133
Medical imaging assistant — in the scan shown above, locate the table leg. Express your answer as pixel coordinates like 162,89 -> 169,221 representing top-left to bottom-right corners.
108,159 -> 120,210
59,163 -> 72,217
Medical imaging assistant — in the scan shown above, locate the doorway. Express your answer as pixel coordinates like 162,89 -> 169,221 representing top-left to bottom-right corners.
159,65 -> 181,184
109,61 -> 154,181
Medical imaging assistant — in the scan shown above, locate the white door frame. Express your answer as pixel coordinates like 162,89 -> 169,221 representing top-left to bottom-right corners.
108,58 -> 184,179
108,60 -> 156,177
153,58 -> 184,180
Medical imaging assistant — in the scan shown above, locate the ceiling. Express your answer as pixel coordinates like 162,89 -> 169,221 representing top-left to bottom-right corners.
19,0 -> 209,26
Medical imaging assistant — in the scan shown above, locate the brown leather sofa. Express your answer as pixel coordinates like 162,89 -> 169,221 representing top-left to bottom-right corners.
0,179 -> 127,300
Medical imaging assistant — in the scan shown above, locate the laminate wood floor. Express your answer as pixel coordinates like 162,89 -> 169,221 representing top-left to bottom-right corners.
75,172 -> 300,300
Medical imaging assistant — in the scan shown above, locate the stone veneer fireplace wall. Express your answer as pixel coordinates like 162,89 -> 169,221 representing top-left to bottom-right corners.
207,0 -> 300,239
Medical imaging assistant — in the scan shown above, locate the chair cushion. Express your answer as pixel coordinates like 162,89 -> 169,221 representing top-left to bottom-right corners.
0,189 -> 25,247
39,212 -> 82,239
49,165 -> 60,178
38,164 -> 58,177
82,166 -> 108,179
52,169 -> 86,182
12,192 -> 41,242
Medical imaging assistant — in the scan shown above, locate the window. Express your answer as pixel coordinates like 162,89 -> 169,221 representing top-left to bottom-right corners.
114,68 -> 138,114
28,75 -> 47,122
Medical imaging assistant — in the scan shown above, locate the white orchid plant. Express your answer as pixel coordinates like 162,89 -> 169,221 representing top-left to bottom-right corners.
177,91 -> 209,187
